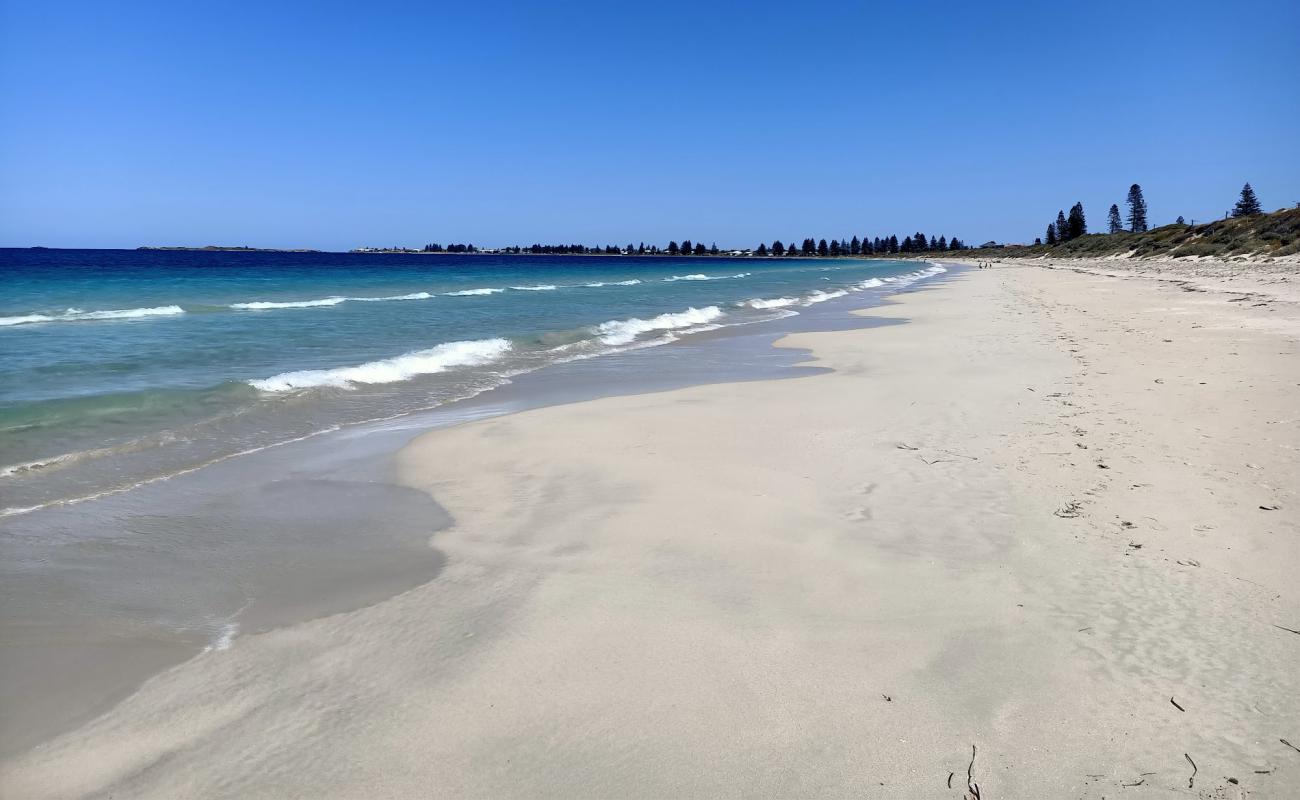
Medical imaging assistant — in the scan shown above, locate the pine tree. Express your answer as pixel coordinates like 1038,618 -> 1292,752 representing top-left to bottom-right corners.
937,235 -> 947,250
710,242 -> 719,255
1232,182 -> 1262,217
1055,210 -> 1069,241
1067,202 -> 1087,239
817,238 -> 829,257
888,235 -> 899,253
772,240 -> 785,256
1126,184 -> 1148,232
694,242 -> 706,255
756,243 -> 768,256
1108,204 -> 1123,234
1046,223 -> 1058,245
681,239 -> 693,255
667,241 -> 679,255
850,235 -> 861,255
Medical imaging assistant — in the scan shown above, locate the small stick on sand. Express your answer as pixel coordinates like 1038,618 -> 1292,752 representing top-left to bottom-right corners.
965,745 -> 982,799
1184,753 -> 1197,789
1170,697 -> 1185,712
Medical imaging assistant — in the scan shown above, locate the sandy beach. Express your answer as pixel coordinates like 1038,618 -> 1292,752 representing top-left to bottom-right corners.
3,262 -> 1297,798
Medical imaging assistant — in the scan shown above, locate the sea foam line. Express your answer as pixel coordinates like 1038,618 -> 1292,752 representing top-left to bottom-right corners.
249,338 -> 513,392
444,287 -> 505,296
584,279 -> 642,287
0,425 -> 342,518
663,272 -> 750,282
230,292 -> 433,309
0,305 -> 186,327
592,306 -> 725,346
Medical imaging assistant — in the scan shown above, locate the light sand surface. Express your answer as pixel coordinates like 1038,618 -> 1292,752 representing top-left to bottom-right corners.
3,265 -> 1297,798
966,255 -> 1300,305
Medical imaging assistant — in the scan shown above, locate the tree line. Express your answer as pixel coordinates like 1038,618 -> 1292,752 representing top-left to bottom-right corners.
1040,182 -> 1266,245
420,233 -> 968,256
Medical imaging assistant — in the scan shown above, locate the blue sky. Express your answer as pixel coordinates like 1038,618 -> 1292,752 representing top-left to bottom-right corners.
2,0 -> 1297,250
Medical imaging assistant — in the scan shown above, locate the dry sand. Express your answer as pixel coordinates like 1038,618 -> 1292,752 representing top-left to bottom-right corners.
3,264 -> 1297,798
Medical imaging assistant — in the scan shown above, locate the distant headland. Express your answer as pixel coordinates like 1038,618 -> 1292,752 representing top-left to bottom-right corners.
137,245 -> 323,253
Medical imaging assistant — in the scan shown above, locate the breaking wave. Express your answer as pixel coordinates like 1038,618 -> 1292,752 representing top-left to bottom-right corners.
592,306 -> 725,346
249,338 -> 513,392
444,287 -> 505,296
231,292 -> 433,309
664,272 -> 750,282
742,296 -> 800,309
0,305 -> 186,327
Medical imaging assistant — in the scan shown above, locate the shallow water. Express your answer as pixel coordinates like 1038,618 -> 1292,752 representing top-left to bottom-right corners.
0,251 -> 956,756
0,249 -> 943,513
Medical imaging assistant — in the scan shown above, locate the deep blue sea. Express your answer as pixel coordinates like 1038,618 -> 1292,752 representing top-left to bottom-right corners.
0,249 -> 945,513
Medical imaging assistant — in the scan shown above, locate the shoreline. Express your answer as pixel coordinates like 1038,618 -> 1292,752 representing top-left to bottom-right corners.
3,262 -> 1297,797
0,269 -> 932,760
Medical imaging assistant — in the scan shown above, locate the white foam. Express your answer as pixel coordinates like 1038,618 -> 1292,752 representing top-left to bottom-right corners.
0,314 -> 56,326
230,292 -> 433,309
855,278 -> 885,289
584,279 -> 642,287
510,284 -> 558,291
203,620 -> 240,653
804,289 -> 849,305
230,297 -> 347,310
444,287 -> 504,296
249,338 -> 512,392
0,305 -> 185,326
742,297 -> 800,309
664,272 -> 750,282
352,292 -> 433,302
592,306 -> 724,346
882,264 -> 948,285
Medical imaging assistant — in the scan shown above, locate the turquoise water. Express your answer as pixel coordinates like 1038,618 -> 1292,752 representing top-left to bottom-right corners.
0,249 -> 945,512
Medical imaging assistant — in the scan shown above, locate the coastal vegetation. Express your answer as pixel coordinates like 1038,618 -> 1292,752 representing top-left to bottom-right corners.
347,184 -> 1289,262
967,205 -> 1300,260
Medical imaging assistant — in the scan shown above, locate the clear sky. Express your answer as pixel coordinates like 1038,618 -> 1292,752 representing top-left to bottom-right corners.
2,0 -> 1297,251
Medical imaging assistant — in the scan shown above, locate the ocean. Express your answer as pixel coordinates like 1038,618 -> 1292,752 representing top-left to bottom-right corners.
0,249 -> 944,516
0,247 -> 952,754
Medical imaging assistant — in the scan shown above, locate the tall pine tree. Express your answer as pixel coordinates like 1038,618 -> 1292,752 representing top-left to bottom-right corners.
1232,182 -> 1262,217
1046,222 -> 1058,245
1055,210 -> 1069,242
1108,204 -> 1123,234
1066,202 -> 1087,239
1126,184 -> 1148,232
